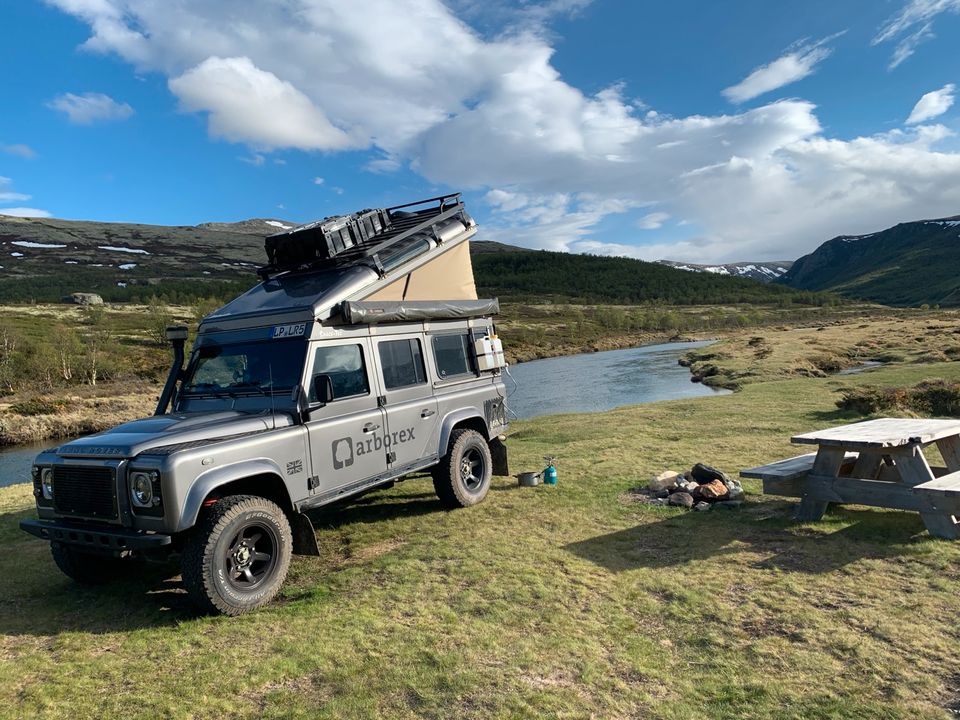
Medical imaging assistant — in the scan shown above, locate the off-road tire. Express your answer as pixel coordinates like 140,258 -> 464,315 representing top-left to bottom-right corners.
50,543 -> 131,585
432,429 -> 493,509
181,495 -> 292,616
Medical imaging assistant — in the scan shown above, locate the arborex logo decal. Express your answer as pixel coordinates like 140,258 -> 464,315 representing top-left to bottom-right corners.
332,438 -> 354,469
331,427 -> 416,469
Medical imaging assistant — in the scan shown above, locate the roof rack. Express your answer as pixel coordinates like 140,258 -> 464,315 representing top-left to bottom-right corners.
257,193 -> 469,281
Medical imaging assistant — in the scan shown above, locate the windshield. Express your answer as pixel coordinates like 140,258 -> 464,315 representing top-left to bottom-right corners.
181,340 -> 306,396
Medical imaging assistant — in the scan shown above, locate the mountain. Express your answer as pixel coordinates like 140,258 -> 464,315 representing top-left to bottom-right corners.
778,216 -> 960,306
657,260 -> 793,283
0,213 -> 829,306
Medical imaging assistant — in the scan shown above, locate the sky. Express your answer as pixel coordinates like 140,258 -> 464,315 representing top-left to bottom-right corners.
1,0 -> 960,263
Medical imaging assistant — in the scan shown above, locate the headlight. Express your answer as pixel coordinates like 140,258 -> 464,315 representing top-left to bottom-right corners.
40,468 -> 54,500
130,470 -> 159,507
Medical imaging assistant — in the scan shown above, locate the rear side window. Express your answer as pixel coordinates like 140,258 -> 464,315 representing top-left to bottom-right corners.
432,334 -> 474,379
310,344 -> 369,401
379,339 -> 427,390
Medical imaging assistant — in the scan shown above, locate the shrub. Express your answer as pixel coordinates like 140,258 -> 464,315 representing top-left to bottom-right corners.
9,398 -> 68,416
836,380 -> 960,417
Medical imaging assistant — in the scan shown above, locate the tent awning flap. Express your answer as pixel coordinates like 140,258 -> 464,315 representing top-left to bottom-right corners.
341,299 -> 500,324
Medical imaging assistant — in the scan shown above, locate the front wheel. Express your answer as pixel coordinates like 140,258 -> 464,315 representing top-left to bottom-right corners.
181,495 -> 292,616
432,429 -> 493,509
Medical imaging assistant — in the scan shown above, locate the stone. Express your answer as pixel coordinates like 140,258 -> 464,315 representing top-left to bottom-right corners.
693,501 -> 711,512
683,469 -> 694,482
649,470 -> 681,493
713,500 -> 743,509
691,463 -> 728,484
682,481 -> 700,494
668,491 -> 694,509
699,479 -> 729,500
726,485 -> 745,502
648,497 -> 668,506
63,292 -> 104,306
653,488 -> 670,499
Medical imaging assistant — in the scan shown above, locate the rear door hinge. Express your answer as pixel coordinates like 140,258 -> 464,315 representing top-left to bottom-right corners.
307,476 -> 320,491
386,451 -> 396,464
377,395 -> 387,407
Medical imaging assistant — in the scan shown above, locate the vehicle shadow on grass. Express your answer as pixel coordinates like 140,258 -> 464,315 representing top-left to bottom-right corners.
565,504 -> 930,575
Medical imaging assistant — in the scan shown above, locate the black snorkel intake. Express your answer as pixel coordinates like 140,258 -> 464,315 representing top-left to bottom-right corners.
155,325 -> 188,415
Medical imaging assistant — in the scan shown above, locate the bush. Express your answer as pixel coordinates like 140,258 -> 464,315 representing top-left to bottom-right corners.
836,380 -> 960,417
9,398 -> 68,416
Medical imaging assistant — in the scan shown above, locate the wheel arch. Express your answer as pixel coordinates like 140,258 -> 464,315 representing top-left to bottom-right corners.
178,460 -> 319,556
437,410 -> 489,458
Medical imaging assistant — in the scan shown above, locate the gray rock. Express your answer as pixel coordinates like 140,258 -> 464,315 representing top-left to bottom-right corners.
693,501 -> 711,512
713,500 -> 743,509
648,497 -> 668,506
653,488 -> 670,499
726,485 -> 745,502
691,463 -> 728,484
63,292 -> 104,306
668,491 -> 695,509
649,470 -> 681,493
682,481 -> 700,494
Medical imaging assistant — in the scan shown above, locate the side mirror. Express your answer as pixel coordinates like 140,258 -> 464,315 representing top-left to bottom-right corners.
312,374 -> 335,405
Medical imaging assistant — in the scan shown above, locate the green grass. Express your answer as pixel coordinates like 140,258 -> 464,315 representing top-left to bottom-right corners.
3,360 -> 960,718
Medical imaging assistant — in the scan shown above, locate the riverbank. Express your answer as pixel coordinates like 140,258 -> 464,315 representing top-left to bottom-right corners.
3,354 -> 960,717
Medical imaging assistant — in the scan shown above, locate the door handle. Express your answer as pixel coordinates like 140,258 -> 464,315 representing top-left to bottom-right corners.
420,409 -> 436,418
362,423 -> 380,433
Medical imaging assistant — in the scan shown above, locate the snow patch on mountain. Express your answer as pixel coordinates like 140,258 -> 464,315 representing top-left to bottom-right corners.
658,259 -> 793,283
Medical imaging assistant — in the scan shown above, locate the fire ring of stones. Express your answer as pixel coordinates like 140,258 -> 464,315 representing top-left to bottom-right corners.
629,462 -> 744,511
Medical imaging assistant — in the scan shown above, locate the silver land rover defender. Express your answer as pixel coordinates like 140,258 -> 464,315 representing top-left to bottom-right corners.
20,194 -> 510,615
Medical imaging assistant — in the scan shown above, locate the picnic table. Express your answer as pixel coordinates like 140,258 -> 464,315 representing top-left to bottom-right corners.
741,418 -> 960,539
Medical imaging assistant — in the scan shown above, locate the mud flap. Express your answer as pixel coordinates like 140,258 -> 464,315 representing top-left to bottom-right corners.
489,436 -> 509,477
290,512 -> 320,556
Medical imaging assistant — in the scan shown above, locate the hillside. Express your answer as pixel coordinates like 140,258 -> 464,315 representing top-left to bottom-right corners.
657,259 -> 793,283
779,216 -> 960,306
0,214 -> 829,306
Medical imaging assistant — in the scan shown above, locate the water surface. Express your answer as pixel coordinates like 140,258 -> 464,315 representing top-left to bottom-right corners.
505,340 -> 730,420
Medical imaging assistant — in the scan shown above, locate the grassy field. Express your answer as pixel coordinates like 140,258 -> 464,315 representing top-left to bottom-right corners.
2,337 -> 960,717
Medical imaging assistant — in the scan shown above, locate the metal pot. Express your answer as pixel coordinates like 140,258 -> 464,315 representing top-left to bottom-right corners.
516,471 -> 541,487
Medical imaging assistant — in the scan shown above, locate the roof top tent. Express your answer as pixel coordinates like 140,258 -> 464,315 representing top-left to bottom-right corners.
199,193 -> 498,334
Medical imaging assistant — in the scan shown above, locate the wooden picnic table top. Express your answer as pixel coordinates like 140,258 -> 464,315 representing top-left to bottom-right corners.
791,417 -> 960,449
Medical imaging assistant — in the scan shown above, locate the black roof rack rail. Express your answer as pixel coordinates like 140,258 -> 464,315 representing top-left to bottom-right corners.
257,193 -> 468,281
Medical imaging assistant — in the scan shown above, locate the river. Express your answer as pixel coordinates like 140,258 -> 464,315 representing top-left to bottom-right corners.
0,340 -> 726,488
505,340 -> 730,419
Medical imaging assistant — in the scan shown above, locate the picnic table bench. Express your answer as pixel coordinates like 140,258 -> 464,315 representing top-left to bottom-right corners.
741,418 -> 960,539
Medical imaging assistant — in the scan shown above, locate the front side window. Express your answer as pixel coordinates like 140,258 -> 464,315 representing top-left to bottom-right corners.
379,339 -> 427,390
432,334 -> 474,379
181,340 -> 304,396
310,344 -> 369,401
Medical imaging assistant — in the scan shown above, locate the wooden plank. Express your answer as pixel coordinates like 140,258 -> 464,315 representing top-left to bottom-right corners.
792,418 -> 960,448
913,469 -> 960,494
802,474 -> 925,511
762,476 -> 806,497
796,447 -> 846,521
741,453 -> 817,481
850,450 -> 883,480
892,444 -> 960,537
937,435 -> 960,472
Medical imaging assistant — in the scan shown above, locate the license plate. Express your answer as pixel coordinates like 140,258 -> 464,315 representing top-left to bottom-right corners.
272,323 -> 306,338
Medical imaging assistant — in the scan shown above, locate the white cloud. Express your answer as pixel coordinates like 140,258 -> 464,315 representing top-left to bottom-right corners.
44,0 -> 960,263
239,153 -> 266,166
0,176 -> 31,203
47,91 -> 134,124
169,56 -> 355,151
0,208 -> 52,218
874,0 -> 960,69
722,35 -> 842,103
313,177 -> 325,185
0,143 -> 37,159
907,83 -> 956,124
636,212 -> 670,230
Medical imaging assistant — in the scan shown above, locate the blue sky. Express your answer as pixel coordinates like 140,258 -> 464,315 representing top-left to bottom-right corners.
1,0 -> 959,262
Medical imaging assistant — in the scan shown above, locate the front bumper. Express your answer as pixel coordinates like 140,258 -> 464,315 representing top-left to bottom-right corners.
19,519 -> 173,551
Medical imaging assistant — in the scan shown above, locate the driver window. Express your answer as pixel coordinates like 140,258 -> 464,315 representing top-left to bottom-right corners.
309,344 -> 369,402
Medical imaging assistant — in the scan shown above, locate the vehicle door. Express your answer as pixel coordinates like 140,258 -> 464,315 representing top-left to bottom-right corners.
373,334 -> 439,471
303,338 -> 387,496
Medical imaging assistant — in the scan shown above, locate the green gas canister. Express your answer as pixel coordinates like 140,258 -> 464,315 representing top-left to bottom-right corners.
543,457 -> 558,485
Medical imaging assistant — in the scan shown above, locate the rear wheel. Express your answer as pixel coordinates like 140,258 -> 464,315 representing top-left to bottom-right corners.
50,543 -> 132,585
181,495 -> 292,616
432,429 -> 493,509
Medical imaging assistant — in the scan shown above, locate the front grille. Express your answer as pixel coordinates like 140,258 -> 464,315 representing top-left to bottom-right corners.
53,466 -> 118,520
